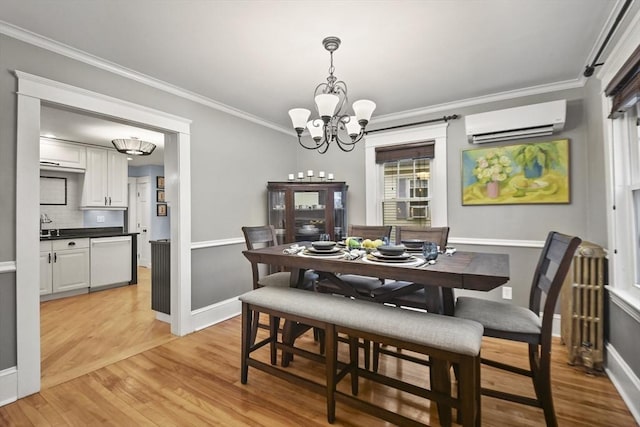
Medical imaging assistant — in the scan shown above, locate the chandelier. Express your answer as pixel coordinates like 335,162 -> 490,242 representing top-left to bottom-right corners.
112,137 -> 156,156
288,36 -> 376,153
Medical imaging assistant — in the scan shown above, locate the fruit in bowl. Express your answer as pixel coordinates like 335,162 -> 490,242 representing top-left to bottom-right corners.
362,238 -> 385,253
345,237 -> 363,249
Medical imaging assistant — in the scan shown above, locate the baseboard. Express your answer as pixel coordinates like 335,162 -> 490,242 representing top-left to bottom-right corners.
191,296 -> 241,331
0,367 -> 18,407
155,311 -> 171,324
605,342 -> 640,425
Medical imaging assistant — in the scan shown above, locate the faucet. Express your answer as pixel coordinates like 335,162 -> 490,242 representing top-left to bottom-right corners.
40,213 -> 52,236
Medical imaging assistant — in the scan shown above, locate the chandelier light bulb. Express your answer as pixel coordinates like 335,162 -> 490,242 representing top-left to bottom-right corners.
307,120 -> 324,140
344,116 -> 361,137
352,99 -> 376,124
288,108 -> 311,133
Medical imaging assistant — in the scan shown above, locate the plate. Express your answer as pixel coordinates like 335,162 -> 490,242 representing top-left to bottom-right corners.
371,251 -> 412,260
366,254 -> 417,263
305,247 -> 342,255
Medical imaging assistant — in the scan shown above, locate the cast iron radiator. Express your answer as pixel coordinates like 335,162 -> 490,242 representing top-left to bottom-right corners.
560,241 -> 607,370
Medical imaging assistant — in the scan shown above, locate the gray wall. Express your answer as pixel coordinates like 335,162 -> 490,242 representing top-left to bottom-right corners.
0,273 -> 16,369
606,296 -> 640,379
298,87 -> 606,310
0,33 -> 296,369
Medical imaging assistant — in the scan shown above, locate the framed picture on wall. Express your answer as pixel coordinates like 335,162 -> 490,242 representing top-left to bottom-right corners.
157,189 -> 165,202
157,203 -> 167,216
156,176 -> 165,189
461,139 -> 570,205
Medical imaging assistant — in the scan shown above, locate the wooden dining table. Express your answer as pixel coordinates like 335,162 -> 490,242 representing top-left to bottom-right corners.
243,243 -> 510,315
243,243 -> 510,426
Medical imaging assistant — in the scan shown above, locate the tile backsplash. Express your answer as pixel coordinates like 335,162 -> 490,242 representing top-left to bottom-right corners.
40,170 -> 124,230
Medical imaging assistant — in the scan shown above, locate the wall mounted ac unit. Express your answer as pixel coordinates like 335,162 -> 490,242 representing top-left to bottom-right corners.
465,99 -> 566,144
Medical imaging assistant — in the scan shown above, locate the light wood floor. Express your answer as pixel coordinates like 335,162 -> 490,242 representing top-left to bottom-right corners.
40,267 -> 176,389
1,282 -> 635,426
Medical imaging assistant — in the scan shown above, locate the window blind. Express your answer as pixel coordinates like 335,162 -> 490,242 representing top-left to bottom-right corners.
375,141 -> 435,164
605,43 -> 640,118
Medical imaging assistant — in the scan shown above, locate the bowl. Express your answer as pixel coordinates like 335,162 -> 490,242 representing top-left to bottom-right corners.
377,245 -> 407,256
401,239 -> 425,250
311,241 -> 337,250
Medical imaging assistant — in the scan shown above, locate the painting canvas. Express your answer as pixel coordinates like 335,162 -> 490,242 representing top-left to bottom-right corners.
462,139 -> 570,205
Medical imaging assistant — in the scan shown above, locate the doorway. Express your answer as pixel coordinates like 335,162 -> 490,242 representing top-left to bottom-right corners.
15,71 -> 193,398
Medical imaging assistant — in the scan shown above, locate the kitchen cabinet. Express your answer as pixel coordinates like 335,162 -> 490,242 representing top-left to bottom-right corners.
267,181 -> 348,244
40,239 -> 90,295
39,138 -> 87,172
81,147 -> 128,208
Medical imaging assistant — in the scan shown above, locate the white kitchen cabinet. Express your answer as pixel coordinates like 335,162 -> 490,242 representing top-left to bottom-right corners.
40,241 -> 53,295
40,239 -> 90,295
39,138 -> 86,172
81,147 -> 128,208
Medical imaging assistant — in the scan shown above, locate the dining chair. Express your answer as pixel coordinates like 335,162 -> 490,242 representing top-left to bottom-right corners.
242,225 -> 317,350
370,226 -> 450,371
370,226 -> 450,309
316,224 -> 393,296
454,231 -> 581,427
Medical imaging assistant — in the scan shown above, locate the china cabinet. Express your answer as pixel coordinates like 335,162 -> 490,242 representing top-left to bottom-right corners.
267,181 -> 348,244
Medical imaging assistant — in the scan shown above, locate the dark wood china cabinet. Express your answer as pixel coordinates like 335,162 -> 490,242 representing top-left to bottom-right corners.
267,181 -> 348,244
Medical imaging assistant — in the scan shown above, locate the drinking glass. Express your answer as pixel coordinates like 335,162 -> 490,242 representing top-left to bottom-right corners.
319,233 -> 331,241
422,242 -> 439,261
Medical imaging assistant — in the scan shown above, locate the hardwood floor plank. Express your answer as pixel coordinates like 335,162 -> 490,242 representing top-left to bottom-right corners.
0,275 -> 635,426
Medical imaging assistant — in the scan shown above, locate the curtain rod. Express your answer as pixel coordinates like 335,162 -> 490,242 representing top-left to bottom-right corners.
584,0 -> 633,77
366,114 -> 459,134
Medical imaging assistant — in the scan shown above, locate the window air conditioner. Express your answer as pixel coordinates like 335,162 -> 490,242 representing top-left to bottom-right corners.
465,100 -> 566,144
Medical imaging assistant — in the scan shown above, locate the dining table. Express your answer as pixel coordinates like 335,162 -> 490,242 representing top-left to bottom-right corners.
242,242 -> 510,426
243,243 -> 510,316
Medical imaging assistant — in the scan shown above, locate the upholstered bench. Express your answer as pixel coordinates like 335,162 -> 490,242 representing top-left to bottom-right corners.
239,286 -> 483,427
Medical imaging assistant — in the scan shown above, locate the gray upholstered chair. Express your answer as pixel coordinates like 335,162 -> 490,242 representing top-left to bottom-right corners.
455,231 -> 581,427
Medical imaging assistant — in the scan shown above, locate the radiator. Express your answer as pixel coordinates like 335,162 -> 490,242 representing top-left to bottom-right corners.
560,241 -> 607,370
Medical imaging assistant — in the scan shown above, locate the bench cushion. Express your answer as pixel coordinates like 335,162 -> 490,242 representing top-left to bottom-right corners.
239,287 -> 483,356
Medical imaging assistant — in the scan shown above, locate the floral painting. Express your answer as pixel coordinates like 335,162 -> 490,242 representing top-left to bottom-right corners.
461,139 -> 570,205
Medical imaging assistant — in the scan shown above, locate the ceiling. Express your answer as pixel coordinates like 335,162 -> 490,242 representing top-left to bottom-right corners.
0,0 -> 628,148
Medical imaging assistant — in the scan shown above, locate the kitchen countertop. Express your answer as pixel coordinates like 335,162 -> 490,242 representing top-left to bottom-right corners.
40,227 -> 139,241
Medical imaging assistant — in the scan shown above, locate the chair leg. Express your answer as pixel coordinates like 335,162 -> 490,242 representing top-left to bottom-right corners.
363,339 -> 371,370
250,310 -> 259,346
372,342 -> 380,372
269,315 -> 280,365
530,344 -> 557,427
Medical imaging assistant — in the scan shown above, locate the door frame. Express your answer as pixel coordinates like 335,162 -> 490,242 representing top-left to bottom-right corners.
15,71 -> 193,398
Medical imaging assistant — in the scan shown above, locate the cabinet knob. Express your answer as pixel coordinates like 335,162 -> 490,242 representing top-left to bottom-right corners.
109,196 -> 112,205
48,253 -> 52,263
68,241 -> 76,246
54,253 -> 57,262
104,196 -> 107,205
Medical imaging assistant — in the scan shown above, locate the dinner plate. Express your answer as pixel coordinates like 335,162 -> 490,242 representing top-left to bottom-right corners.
371,251 -> 412,260
305,247 -> 342,255
365,254 -> 417,263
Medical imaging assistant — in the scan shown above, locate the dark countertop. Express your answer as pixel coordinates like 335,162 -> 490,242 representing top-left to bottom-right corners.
40,227 -> 139,241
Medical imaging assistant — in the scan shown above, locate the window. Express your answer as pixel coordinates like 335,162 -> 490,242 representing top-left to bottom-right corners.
382,158 -> 431,239
364,123 -> 448,234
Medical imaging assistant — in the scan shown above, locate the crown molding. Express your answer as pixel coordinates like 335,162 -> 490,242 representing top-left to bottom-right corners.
0,20 -> 294,137
371,78 -> 585,125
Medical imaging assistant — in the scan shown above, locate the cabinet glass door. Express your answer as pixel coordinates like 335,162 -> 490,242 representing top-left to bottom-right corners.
268,190 -> 286,244
294,190 -> 327,242
333,190 -> 346,241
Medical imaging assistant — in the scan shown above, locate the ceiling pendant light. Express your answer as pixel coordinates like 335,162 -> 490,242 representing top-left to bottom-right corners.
288,36 -> 376,154
111,137 -> 156,156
